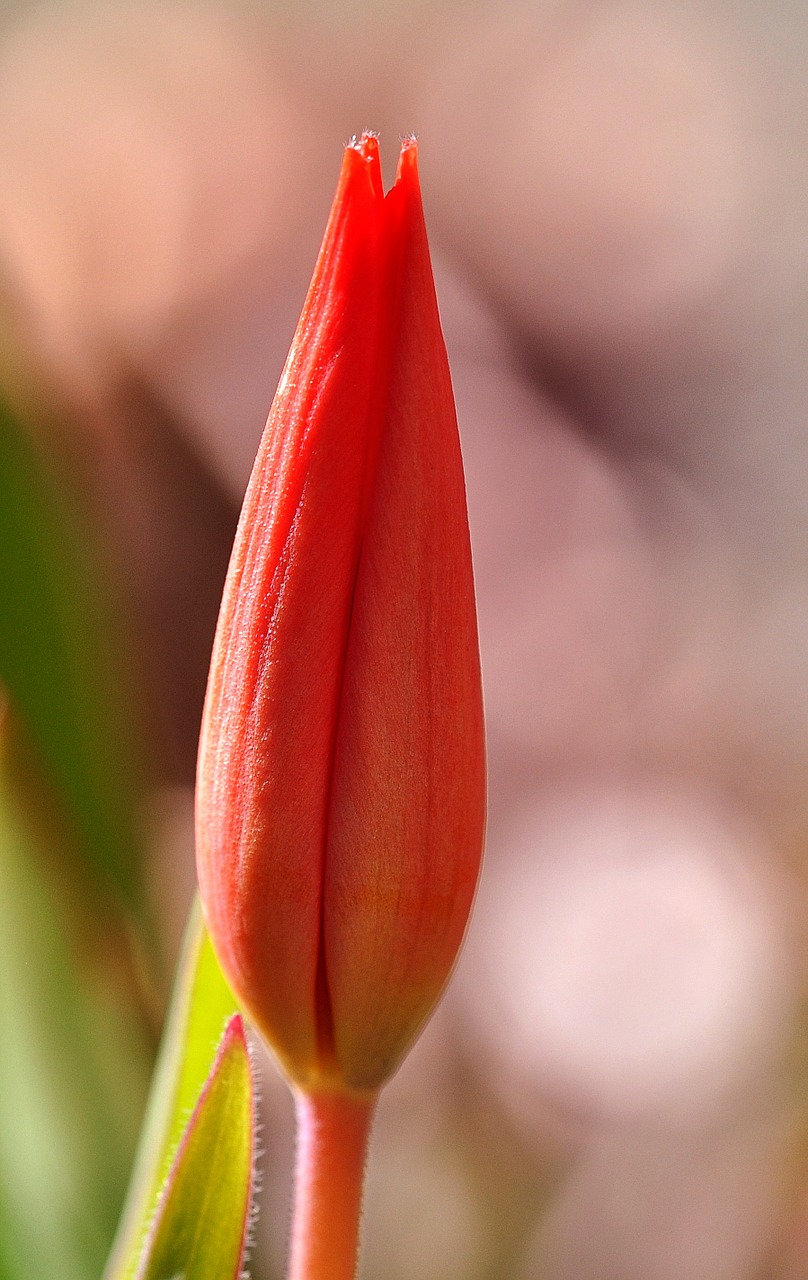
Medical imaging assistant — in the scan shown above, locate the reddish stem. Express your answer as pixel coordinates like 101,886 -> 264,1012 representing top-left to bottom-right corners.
288,1088 -> 377,1280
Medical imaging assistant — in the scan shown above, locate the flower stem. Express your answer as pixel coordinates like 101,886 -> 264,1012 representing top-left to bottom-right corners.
288,1088 -> 377,1280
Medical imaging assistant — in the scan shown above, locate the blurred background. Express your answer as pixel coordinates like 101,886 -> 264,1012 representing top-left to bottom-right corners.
2,1 -> 808,1278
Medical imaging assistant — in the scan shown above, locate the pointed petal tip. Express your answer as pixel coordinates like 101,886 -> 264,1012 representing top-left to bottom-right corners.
346,130 -> 383,198
396,134 -> 419,181
344,131 -> 420,197
348,129 -> 380,156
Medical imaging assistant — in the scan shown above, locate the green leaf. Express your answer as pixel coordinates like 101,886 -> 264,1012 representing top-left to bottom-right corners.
0,736 -> 150,1280
136,1015 -> 256,1280
0,393 -> 145,919
104,899 -> 241,1280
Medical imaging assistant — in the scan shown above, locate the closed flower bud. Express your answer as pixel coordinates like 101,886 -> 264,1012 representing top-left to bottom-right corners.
195,133 -> 485,1094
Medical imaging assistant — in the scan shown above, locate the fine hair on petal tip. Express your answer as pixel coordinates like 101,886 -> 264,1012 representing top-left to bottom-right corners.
347,128 -> 380,150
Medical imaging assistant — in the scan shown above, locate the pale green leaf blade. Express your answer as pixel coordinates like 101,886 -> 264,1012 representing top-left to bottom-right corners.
136,1015 -> 255,1280
105,899 -> 240,1280
0,731 -> 149,1280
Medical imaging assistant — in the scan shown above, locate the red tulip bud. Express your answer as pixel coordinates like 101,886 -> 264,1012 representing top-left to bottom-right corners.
196,133 -> 485,1096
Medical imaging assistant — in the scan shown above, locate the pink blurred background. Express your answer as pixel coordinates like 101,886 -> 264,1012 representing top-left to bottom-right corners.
2,2 -> 808,1277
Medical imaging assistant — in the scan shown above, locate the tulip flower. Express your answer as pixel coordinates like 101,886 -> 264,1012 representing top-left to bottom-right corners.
196,132 -> 485,1280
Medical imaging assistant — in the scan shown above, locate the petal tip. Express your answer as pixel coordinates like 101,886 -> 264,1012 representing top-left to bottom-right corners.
347,130 -> 383,197
395,134 -> 420,186
348,129 -> 380,154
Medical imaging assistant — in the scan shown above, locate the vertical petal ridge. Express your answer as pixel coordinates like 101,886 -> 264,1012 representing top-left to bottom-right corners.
196,142 -> 388,1080
323,142 -> 486,1088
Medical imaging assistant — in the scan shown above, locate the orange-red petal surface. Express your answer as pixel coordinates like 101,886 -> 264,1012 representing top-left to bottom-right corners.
197,138 -> 388,1078
196,136 -> 485,1090
324,144 -> 485,1087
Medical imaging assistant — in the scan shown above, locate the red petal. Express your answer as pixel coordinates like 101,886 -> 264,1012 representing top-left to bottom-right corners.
324,142 -> 486,1088
196,141 -> 388,1079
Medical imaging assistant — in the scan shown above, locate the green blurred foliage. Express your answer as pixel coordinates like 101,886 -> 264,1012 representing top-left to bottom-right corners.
0,744 -> 149,1280
0,394 -> 145,920
0,389 -> 155,1279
